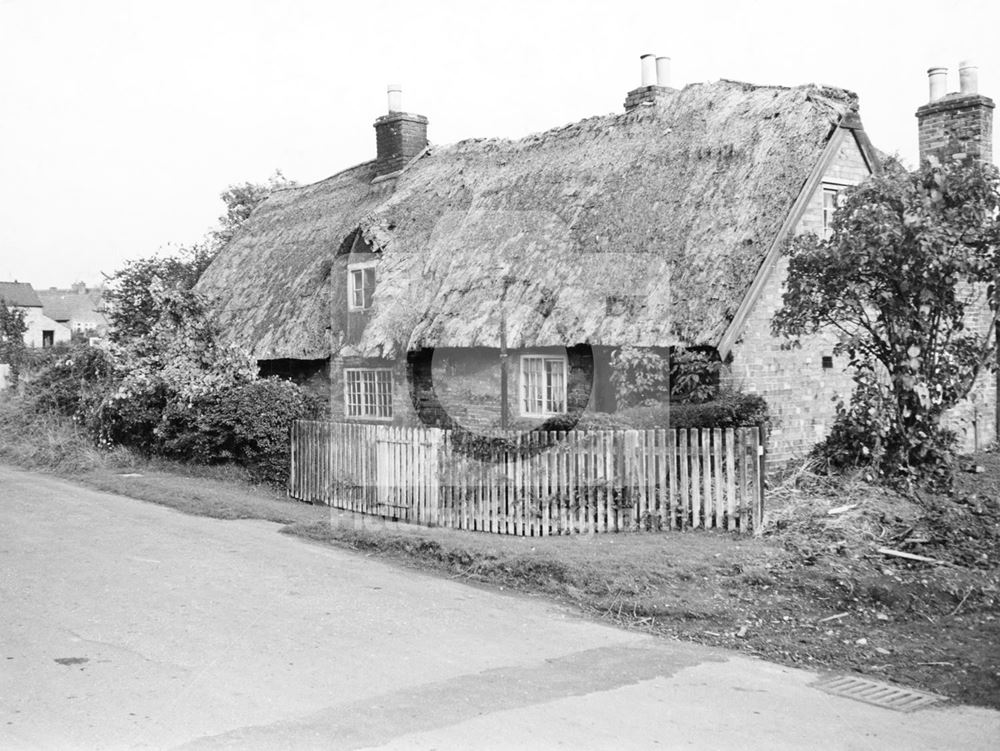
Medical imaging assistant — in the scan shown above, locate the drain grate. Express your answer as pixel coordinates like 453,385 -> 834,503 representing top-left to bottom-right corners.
812,675 -> 944,712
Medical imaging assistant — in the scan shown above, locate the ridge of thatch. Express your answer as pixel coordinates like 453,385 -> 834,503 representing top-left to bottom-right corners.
196,161 -> 385,359
353,79 -> 857,358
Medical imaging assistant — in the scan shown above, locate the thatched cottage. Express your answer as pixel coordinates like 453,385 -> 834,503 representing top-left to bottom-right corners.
197,58 -> 996,463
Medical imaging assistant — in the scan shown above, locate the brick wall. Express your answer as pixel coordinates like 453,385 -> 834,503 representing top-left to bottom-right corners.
916,94 -> 994,165
941,283 -> 997,452
373,113 -> 428,177
729,128 -> 999,463
726,131 -> 870,465
623,86 -> 671,111
331,346 -> 597,430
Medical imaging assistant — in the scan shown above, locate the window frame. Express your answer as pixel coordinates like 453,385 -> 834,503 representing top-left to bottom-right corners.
343,367 -> 394,421
820,180 -> 851,240
519,354 -> 568,418
347,260 -> 377,311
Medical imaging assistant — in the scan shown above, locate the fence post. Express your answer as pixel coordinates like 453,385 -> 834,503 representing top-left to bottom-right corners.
755,423 -> 767,535
288,421 -> 296,499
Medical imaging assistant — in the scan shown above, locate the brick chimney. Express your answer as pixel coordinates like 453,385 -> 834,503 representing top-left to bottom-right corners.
624,54 -> 673,111
373,84 -> 428,178
916,61 -> 994,164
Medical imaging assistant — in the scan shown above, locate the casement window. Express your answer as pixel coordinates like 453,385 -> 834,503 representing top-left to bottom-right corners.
520,355 -> 567,417
348,262 -> 376,311
822,185 -> 848,240
344,368 -> 393,420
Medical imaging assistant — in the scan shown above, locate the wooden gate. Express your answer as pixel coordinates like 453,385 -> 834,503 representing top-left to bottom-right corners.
374,426 -> 440,523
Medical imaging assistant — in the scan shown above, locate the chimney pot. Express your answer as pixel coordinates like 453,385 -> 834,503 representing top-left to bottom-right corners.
928,67 -> 948,102
959,60 -> 979,95
655,56 -> 671,87
387,84 -> 403,113
640,54 -> 656,87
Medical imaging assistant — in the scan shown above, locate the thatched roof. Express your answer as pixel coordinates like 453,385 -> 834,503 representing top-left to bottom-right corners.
201,79 -> 860,360
0,282 -> 42,308
197,163 -> 386,359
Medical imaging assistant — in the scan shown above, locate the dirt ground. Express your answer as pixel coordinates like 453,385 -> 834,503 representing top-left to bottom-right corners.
38,451 -> 1000,711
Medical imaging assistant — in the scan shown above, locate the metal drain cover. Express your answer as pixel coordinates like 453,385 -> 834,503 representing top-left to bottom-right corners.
813,675 -> 945,712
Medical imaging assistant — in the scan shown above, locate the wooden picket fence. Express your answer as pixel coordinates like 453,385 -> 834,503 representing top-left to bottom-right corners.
289,422 -> 766,535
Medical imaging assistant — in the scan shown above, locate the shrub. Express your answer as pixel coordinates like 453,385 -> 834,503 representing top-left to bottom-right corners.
812,365 -> 955,484
513,393 -> 769,433
94,382 -> 168,452
24,343 -> 113,419
156,378 -> 320,484
617,391 -> 769,430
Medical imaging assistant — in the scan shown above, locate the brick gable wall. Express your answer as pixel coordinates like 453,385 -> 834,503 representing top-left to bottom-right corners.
724,132 -> 869,465
726,131 -> 998,464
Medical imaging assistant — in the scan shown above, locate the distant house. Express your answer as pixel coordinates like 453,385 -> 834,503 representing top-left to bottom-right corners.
37,282 -> 107,340
197,59 -> 996,463
0,281 -> 71,349
0,281 -> 71,389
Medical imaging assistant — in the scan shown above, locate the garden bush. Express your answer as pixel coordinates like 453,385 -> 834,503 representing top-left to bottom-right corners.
507,392 -> 769,434
24,343 -> 113,419
616,391 -> 769,430
156,378 -> 320,484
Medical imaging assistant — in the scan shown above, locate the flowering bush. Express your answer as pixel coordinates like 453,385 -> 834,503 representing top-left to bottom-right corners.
25,343 -> 113,423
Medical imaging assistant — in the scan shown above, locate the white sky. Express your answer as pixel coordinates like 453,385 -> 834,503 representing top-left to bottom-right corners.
1,0 -> 998,289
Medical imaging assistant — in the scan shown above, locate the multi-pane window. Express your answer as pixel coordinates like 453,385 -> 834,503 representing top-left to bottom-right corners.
344,368 -> 393,419
348,264 -> 376,310
520,355 -> 567,417
822,186 -> 840,240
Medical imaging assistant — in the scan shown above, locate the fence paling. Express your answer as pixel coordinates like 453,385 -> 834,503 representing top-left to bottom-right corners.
289,422 -> 764,535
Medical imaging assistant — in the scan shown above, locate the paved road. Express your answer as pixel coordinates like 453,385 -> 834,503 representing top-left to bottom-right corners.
1,466 -> 997,750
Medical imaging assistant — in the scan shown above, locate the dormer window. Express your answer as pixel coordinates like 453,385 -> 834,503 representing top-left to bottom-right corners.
348,261 -> 376,311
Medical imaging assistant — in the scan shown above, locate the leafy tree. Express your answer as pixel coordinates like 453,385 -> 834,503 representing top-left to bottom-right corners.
211,170 -> 296,248
101,250 -> 207,344
102,171 -> 296,343
773,155 -> 1000,481
0,301 -> 27,389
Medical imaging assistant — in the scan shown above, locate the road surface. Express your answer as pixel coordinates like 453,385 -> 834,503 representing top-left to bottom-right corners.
1,465 -> 997,750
